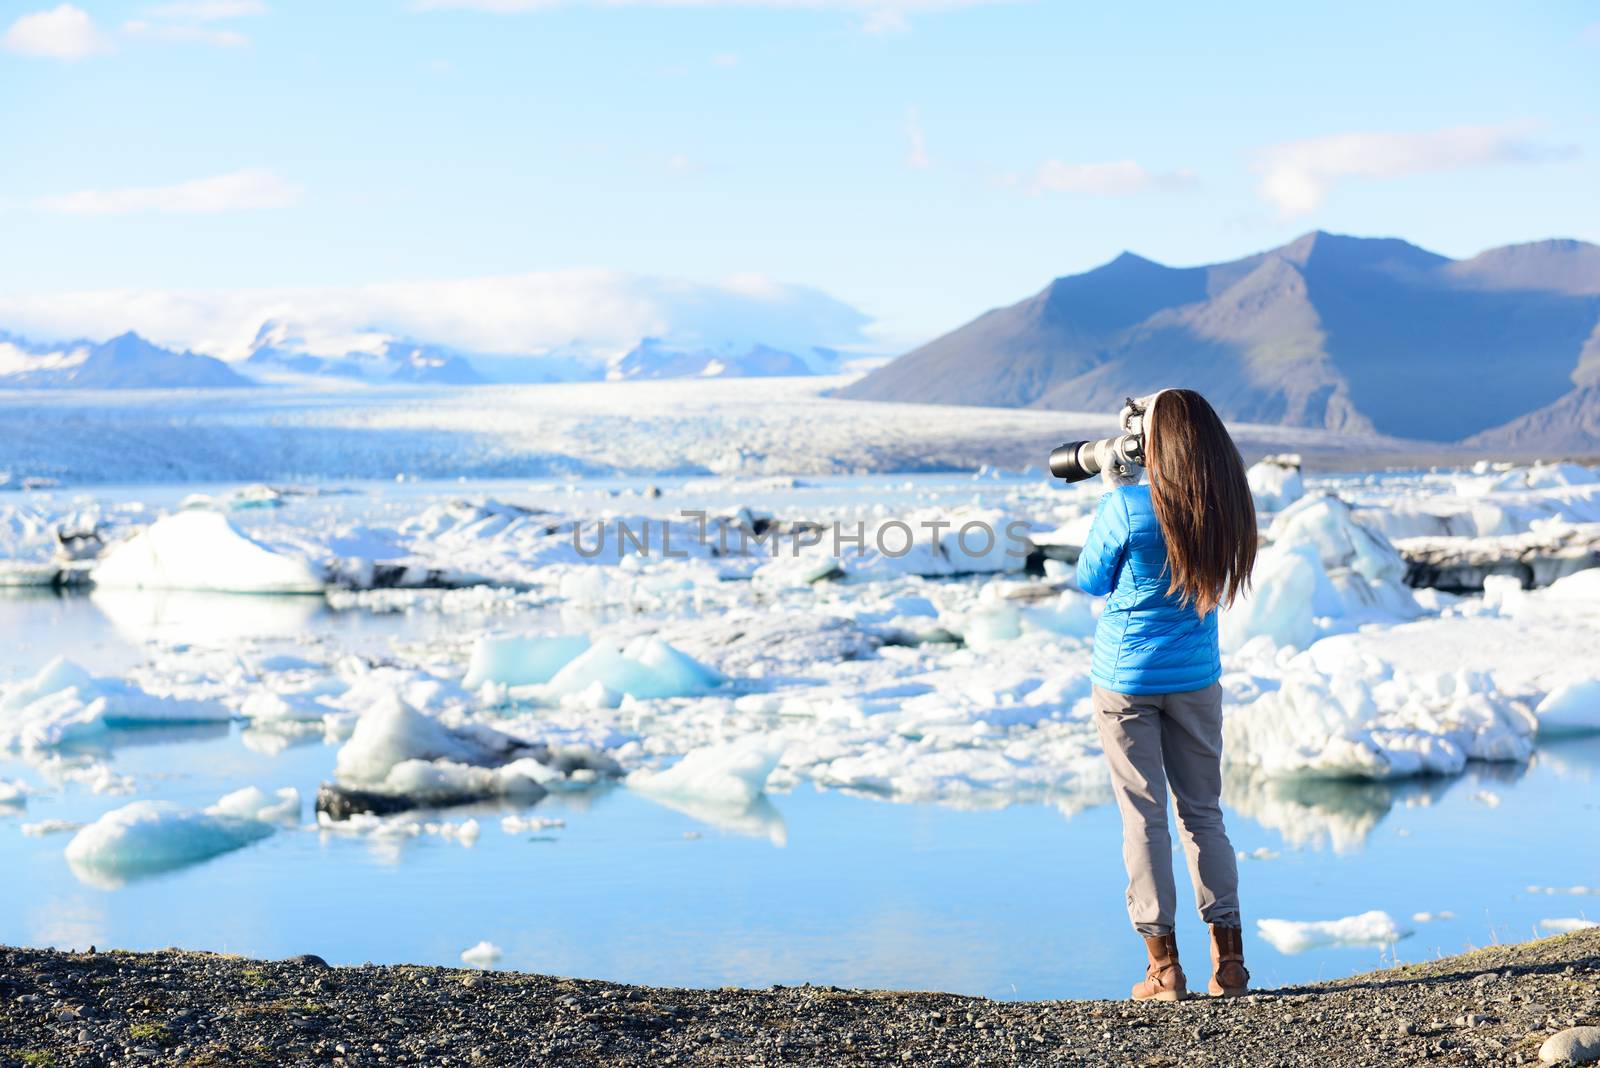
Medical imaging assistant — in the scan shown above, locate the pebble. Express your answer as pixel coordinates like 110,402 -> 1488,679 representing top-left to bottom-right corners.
1541,1026 -> 1600,1065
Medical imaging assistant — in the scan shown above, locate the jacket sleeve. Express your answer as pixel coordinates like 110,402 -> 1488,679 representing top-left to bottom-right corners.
1076,490 -> 1130,596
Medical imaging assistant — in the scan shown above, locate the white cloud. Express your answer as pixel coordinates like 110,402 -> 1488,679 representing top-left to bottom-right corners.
0,271 -> 874,362
1254,123 -> 1558,217
35,169 -> 302,215
122,19 -> 249,45
141,0 -> 269,16
2,4 -> 113,60
904,107 -> 930,169
1023,159 -> 1195,196
710,50 -> 739,66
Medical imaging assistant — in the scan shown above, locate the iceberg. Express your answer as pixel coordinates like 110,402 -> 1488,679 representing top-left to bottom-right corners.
64,786 -> 294,883
0,656 -> 230,750
1246,454 -> 1304,513
543,637 -> 724,701
1534,679 -> 1600,736
460,940 -> 503,968
92,509 -> 324,594
333,692 -> 543,784
1221,495 -> 1419,652
463,633 -> 591,688
627,738 -> 783,808
1223,637 -> 1536,779
1256,910 -> 1412,954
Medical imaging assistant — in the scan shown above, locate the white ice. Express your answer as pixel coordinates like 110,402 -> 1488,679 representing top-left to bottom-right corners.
332,691 -> 535,785
1246,454 -> 1304,513
463,633 -> 591,688
0,656 -> 230,750
93,508 -> 324,593
1256,910 -> 1413,954
627,738 -> 784,808
460,940 -> 503,968
64,787 -> 293,882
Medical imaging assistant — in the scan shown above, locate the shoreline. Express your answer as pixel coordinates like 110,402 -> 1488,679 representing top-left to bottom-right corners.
1,929 -> 1596,1067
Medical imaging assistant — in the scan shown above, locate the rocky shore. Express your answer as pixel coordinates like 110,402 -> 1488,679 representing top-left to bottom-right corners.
1,929 -> 1598,1067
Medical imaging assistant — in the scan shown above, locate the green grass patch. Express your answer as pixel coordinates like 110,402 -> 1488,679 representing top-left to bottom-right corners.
129,1021 -> 175,1046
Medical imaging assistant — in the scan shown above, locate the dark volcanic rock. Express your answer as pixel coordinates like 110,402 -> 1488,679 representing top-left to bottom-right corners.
0,929 -> 1596,1067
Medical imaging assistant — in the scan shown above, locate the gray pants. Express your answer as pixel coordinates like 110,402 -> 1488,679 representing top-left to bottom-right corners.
1093,682 -> 1240,936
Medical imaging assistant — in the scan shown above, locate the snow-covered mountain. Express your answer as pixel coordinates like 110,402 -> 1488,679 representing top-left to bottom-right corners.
609,338 -> 843,381
0,320 -> 854,392
244,321 -> 486,385
0,330 -> 249,390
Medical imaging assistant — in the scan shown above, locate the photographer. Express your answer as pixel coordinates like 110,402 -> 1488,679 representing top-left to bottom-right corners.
1074,389 -> 1258,1002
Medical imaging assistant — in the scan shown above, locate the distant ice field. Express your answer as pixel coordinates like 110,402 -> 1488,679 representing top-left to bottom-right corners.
0,376 -> 1453,487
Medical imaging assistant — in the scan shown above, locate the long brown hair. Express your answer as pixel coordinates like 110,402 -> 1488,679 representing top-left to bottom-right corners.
1145,389 -> 1257,616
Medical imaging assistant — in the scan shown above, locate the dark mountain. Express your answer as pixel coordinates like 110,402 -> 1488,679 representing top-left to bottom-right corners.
1466,384 -> 1600,453
0,331 -> 249,389
839,232 -> 1600,443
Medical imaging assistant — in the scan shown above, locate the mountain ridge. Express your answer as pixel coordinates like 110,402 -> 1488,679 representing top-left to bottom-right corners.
838,231 -> 1600,447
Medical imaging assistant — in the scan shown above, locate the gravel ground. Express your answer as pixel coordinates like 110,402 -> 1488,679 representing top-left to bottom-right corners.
1,929 -> 1598,1067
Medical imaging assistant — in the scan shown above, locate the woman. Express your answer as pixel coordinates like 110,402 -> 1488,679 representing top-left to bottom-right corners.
1075,388 -> 1256,1002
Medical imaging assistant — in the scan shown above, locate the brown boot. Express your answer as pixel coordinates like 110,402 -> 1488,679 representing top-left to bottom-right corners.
1208,924 -> 1249,997
1131,933 -> 1186,1002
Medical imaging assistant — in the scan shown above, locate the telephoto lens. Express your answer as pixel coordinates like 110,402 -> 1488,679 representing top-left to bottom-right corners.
1049,396 -> 1151,483
1049,440 -> 1098,483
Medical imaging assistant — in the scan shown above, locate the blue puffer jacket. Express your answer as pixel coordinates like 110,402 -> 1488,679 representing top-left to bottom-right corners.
1075,484 -> 1220,695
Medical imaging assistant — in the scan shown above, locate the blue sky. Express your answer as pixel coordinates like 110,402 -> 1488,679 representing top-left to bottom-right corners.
3,0 -> 1598,356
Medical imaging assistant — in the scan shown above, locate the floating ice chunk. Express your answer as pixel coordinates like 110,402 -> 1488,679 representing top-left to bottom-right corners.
211,785 -> 302,825
1482,573 -> 1525,614
1534,679 -> 1600,736
333,692 -> 541,784
1,657 -> 95,714
544,638 -> 723,701
961,606 -> 1022,651
65,791 -> 285,882
1224,496 -> 1420,651
628,739 -> 783,808
1538,917 -> 1599,933
1247,454 -> 1304,512
377,757 -> 551,802
1020,589 -> 1097,638
463,633 -> 590,688
240,684 -> 344,722
93,509 -> 324,593
460,940 -> 503,968
1270,495 -> 1398,582
0,656 -> 230,750
1256,910 -> 1412,954
1220,544 -> 1320,653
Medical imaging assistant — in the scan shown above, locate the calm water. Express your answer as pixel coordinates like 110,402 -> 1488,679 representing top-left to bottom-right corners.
1,481 -> 1597,1000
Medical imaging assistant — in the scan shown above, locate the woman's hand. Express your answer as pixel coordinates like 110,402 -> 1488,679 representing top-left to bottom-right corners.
1101,460 -> 1141,489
